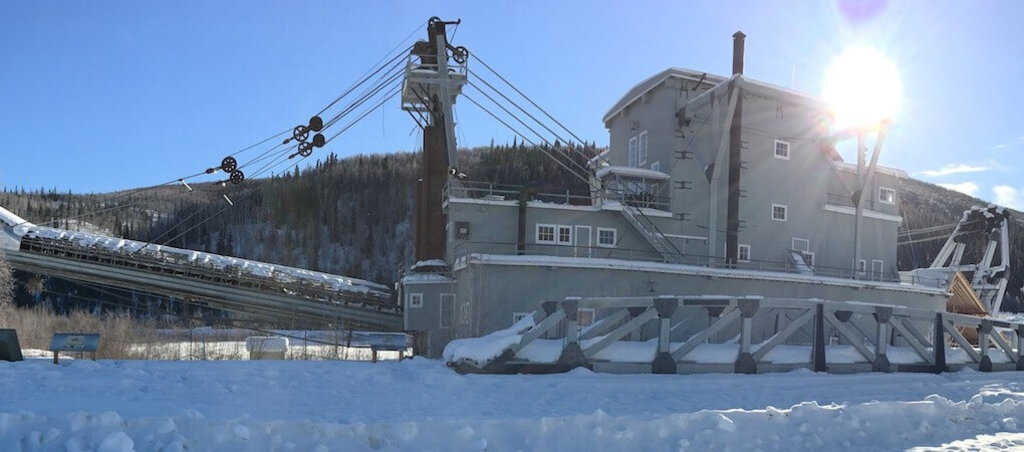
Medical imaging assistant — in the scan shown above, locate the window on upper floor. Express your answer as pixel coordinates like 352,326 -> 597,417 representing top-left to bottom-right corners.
772,204 -> 788,221
774,139 -> 791,160
597,228 -> 617,247
858,259 -> 867,274
628,136 -> 638,167
879,187 -> 896,204
638,131 -> 648,165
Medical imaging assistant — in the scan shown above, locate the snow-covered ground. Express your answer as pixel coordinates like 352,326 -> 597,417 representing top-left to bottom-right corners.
2,358 -> 1024,451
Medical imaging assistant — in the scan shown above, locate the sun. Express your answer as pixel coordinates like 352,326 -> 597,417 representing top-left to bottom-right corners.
822,45 -> 903,130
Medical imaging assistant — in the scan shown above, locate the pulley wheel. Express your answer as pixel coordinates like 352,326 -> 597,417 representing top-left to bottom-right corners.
220,156 -> 237,172
308,115 -> 324,132
452,46 -> 469,64
293,125 -> 309,143
298,142 -> 313,157
229,170 -> 245,185
312,133 -> 326,148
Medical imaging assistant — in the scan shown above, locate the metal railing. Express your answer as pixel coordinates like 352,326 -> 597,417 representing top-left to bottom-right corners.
444,180 -> 672,211
449,295 -> 1024,375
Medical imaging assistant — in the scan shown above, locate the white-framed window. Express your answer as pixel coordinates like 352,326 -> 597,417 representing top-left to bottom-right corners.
597,227 -> 617,247
512,312 -> 531,325
536,224 -> 556,244
407,292 -> 423,309
879,187 -> 896,204
578,308 -> 596,327
792,238 -> 810,253
804,252 -> 815,266
858,259 -> 867,274
628,136 -> 638,167
650,160 -> 660,172
557,225 -> 572,245
738,244 -> 751,263
772,204 -> 788,221
872,259 -> 884,279
440,293 -> 455,328
774,139 -> 791,160
638,131 -> 648,165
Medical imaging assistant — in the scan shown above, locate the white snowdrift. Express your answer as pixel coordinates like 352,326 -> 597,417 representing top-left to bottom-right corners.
2,359 -> 1024,450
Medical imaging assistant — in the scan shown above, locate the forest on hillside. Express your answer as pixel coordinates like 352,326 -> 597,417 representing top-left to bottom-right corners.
3,142 -> 1022,313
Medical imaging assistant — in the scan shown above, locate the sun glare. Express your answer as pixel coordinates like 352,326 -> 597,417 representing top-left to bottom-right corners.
822,45 -> 903,130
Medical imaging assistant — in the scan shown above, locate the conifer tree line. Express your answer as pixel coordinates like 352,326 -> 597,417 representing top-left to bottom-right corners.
2,142 -> 1022,312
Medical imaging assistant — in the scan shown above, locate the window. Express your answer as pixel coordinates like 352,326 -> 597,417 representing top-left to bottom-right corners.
536,224 -> 556,244
792,238 -> 810,253
512,312 -> 531,325
650,161 -> 660,172
774,139 -> 791,160
407,292 -> 423,309
638,131 -> 648,165
738,244 -> 751,262
440,294 -> 455,328
597,228 -> 617,247
628,136 -> 638,167
879,187 -> 896,204
858,259 -> 866,273
872,260 -> 884,279
557,225 -> 572,245
578,308 -> 595,327
804,252 -> 815,266
772,204 -> 788,221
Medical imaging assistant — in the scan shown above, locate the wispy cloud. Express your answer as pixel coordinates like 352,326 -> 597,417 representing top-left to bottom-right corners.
938,182 -> 979,197
993,185 -> 1020,209
989,136 -> 1024,150
920,164 -> 990,177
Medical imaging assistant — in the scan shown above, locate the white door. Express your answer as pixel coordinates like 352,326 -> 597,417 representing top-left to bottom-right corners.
575,226 -> 592,257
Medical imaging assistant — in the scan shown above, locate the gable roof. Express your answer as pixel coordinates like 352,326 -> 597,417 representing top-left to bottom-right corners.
603,67 -> 828,125
602,68 -> 724,124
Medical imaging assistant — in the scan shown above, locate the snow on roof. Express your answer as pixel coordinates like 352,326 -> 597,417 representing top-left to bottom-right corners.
411,259 -> 448,270
604,69 -> 826,125
402,273 -> 454,284
603,67 -> 723,124
455,253 -> 948,296
0,205 -> 31,228
834,162 -> 908,178
19,225 -> 390,296
595,166 -> 670,181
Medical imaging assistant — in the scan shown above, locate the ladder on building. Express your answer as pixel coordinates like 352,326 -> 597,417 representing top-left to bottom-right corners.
619,203 -> 685,264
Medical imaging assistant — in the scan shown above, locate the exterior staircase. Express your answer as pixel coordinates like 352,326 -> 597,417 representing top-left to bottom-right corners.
619,203 -> 685,264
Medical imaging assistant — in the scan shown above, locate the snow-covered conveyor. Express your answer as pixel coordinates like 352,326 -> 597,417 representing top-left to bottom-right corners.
0,205 -> 401,330
446,295 -> 1024,375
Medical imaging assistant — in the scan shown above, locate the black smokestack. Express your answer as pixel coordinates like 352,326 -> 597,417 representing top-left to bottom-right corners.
732,31 -> 746,75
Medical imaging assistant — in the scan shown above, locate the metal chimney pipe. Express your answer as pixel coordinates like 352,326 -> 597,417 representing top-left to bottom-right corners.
732,31 -> 746,75
725,31 -> 745,267
733,31 -> 749,74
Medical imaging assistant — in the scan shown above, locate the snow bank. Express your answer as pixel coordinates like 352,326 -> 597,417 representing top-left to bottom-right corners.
243,336 -> 289,353
2,359 -> 1024,450
443,315 -> 534,364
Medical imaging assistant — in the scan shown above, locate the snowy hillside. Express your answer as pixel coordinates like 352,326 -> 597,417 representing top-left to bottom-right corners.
1,358 -> 1023,450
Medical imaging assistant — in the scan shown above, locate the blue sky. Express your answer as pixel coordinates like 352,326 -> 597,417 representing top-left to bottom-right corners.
1,1 -> 1022,208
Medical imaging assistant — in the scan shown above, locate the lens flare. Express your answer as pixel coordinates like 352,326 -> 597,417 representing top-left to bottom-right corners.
822,45 -> 902,129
